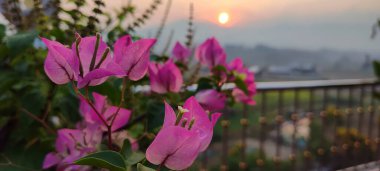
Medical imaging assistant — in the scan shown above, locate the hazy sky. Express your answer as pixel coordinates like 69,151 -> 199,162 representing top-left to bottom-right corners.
2,0 -> 377,52
104,0 -> 380,52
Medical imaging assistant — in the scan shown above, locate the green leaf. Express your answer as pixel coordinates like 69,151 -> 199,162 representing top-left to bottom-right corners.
196,77 -> 214,91
4,31 -> 37,55
234,77 -> 249,94
212,65 -> 228,73
120,139 -> 132,159
373,61 -> 380,78
0,24 -> 6,40
75,150 -> 126,171
137,163 -> 155,171
125,152 -> 145,166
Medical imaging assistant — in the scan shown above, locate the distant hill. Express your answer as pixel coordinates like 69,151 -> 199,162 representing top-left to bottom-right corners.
140,20 -> 379,80
224,44 -> 378,72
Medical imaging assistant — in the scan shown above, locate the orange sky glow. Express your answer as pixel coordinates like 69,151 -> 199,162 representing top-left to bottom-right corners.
102,0 -> 380,52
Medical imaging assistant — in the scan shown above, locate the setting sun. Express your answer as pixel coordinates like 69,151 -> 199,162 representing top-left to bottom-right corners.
218,12 -> 230,24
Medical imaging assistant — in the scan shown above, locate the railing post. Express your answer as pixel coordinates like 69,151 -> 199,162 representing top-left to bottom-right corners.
239,104 -> 248,170
317,88 -> 328,170
290,89 -> 299,170
256,91 -> 266,170
303,88 -> 314,170
367,85 -> 376,163
220,117 -> 229,171
274,90 -> 284,170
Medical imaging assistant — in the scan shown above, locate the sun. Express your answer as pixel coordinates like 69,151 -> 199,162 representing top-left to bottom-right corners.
218,12 -> 230,25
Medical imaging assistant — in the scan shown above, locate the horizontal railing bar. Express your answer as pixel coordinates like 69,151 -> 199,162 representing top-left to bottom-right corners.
255,78 -> 378,90
133,78 -> 379,92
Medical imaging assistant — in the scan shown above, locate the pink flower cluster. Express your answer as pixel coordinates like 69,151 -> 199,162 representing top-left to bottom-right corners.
41,33 -> 256,170
193,37 -> 257,107
146,97 -> 221,170
43,92 -> 133,170
42,34 -> 156,88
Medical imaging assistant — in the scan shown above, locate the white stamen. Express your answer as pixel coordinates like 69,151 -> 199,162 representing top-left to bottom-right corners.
178,106 -> 189,113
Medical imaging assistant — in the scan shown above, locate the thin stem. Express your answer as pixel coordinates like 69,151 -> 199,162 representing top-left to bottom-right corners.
156,163 -> 163,171
72,83 -> 108,127
189,63 -> 201,84
109,77 -> 128,126
20,108 -> 55,134
105,77 -> 128,150
42,84 -> 56,121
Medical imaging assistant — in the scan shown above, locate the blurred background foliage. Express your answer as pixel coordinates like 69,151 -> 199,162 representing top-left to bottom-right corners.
0,0 -> 168,170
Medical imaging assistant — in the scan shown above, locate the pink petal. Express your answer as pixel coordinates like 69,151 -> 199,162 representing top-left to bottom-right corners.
55,129 -> 82,152
166,61 -> 183,92
211,113 -> 222,126
164,131 -> 202,170
42,152 -> 61,169
92,92 -> 107,111
195,37 -> 226,68
150,60 -> 183,93
104,106 -> 131,131
41,38 -> 76,84
146,126 -> 201,170
80,93 -> 107,126
77,68 -> 115,88
148,63 -> 168,93
114,38 -> 156,81
195,89 -> 226,111
232,88 -> 256,105
183,97 -> 215,151
228,57 -> 244,71
72,35 -> 111,76
183,97 -> 211,131
106,61 -> 127,78
127,52 -> 150,81
114,35 -> 133,63
163,102 -> 176,127
172,42 -> 190,63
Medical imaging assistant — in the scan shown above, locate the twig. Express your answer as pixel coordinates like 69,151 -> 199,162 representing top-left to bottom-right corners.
42,84 -> 56,121
185,2 -> 194,48
20,108 -> 55,135
71,82 -> 108,127
0,154 -> 39,171
154,0 -> 172,40
161,29 -> 174,55
189,63 -> 201,84
108,77 -> 128,149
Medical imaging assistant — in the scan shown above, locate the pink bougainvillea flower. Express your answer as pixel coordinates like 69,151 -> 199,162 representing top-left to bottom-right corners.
195,37 -> 226,68
73,35 -> 125,88
171,41 -> 191,63
180,97 -> 221,151
111,130 -> 139,151
41,38 -> 78,84
228,57 -> 257,105
195,89 -> 226,111
42,124 -> 102,170
146,97 -> 221,170
80,92 -> 131,132
113,35 -> 156,81
228,57 -> 245,73
148,59 -> 183,94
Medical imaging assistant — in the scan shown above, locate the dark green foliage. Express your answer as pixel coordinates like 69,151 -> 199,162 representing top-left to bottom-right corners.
372,61 -> 380,78
75,151 -> 127,171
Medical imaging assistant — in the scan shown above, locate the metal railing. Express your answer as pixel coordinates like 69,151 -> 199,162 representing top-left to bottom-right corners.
200,78 -> 380,171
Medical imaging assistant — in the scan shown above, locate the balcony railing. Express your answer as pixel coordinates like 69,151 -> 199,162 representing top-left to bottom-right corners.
199,78 -> 380,171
